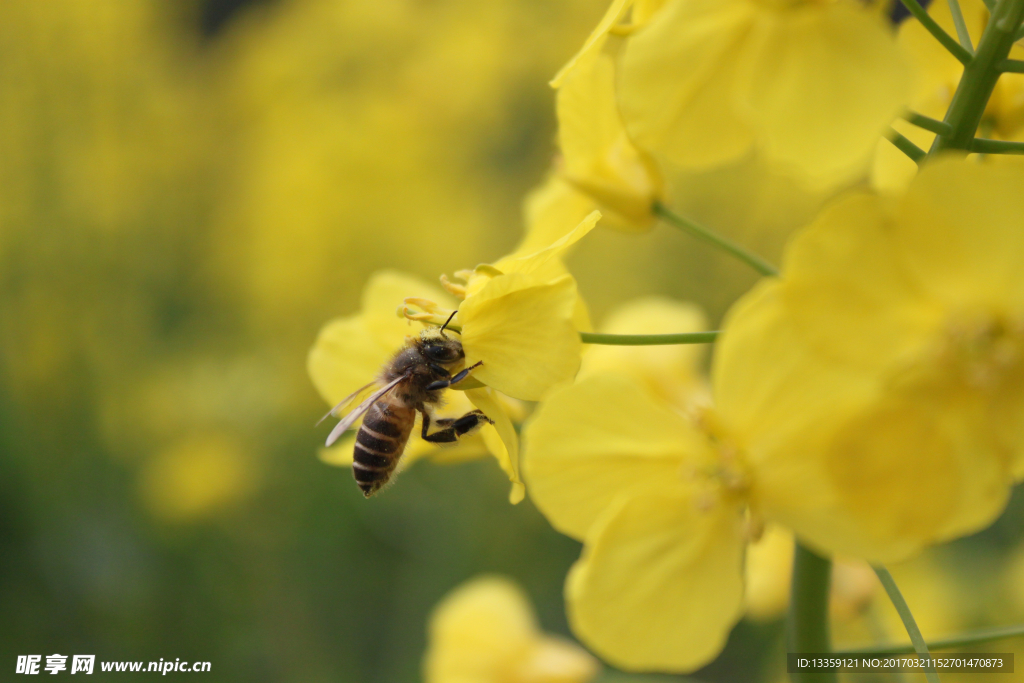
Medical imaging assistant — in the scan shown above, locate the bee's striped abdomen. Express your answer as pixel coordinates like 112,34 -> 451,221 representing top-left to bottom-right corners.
352,400 -> 414,497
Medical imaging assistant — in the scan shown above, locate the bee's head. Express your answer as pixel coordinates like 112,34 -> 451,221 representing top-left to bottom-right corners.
416,329 -> 465,366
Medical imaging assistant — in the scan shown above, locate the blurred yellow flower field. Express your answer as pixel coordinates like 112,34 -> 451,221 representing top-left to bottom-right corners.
7,0 -> 1024,681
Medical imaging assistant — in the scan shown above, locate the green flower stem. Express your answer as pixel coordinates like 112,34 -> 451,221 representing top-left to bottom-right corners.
887,128 -> 927,164
931,0 -> 1024,154
839,622 -> 1024,655
902,111 -> 954,135
947,0 -> 975,50
900,0 -> 973,64
579,331 -> 719,346
970,137 -> 1024,153
652,202 -> 778,278
998,58 -> 1024,71
788,544 -> 836,683
873,566 -> 940,683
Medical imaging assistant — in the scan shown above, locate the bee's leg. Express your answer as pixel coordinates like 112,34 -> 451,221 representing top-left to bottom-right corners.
420,408 -> 493,443
427,363 -> 451,378
426,362 -> 483,391
447,361 -> 483,386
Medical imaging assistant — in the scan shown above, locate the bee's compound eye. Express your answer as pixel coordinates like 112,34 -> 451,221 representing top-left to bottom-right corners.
424,344 -> 459,363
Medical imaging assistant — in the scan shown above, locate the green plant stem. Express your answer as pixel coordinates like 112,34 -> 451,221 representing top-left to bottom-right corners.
873,566 -> 940,683
579,331 -> 719,346
998,58 -> 1024,71
886,128 -> 927,164
901,0 -> 973,64
931,0 -> 1024,154
947,0 -> 975,51
970,137 -> 1024,153
788,544 -> 836,683
839,622 -> 1024,655
902,111 -> 954,135
652,202 -> 778,278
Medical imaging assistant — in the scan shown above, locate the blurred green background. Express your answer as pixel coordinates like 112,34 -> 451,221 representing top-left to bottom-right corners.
3,1 -> 1024,681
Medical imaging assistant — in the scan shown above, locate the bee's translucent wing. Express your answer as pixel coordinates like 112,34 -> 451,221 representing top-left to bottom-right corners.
325,375 -> 405,447
316,381 -> 378,427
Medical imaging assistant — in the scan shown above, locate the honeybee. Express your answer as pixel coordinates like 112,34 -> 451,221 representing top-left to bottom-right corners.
319,314 -> 491,497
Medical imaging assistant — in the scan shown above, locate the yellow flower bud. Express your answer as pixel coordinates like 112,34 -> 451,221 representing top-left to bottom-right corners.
424,576 -> 600,683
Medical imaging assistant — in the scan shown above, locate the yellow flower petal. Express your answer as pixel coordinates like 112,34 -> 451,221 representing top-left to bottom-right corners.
781,190 -> 943,370
818,387 -> 1012,560
567,484 -> 745,672
633,0 -> 667,25
716,161 -> 1024,560
318,434 -> 356,467
550,0 -> 633,88
466,387 -> 524,504
559,57 -> 621,171
424,576 -> 537,683
738,2 -> 911,186
744,525 -> 794,621
618,0 -> 756,169
494,211 -> 601,281
524,374 -> 710,540
712,282 -> 880,556
580,297 -> 708,409
895,157 -> 1024,309
516,636 -> 601,683
307,315 -> 390,405
460,273 -> 582,401
425,576 -> 598,683
463,211 -> 599,302
516,176 -> 595,257
714,280 -> 870,450
870,117 -> 933,194
557,53 -> 661,231
572,293 -> 594,336
362,270 -> 456,344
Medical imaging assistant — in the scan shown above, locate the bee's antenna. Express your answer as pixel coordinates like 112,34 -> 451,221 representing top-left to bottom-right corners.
439,310 -> 458,336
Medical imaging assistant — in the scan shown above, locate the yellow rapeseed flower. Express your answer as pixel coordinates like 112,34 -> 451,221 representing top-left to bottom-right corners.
525,374 -> 745,672
313,211 -> 600,502
714,156 -> 1024,562
556,51 -> 663,231
525,299 -> 746,672
617,0 -> 912,187
308,270 -> 522,497
406,211 -> 602,403
423,576 -> 600,683
527,158 -> 1024,667
549,0 -> 665,88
